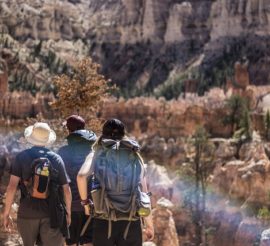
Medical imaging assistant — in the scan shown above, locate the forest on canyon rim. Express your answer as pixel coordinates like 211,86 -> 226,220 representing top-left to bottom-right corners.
1,0 -> 270,245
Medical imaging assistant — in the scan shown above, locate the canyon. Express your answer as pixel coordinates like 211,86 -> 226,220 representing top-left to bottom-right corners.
1,0 -> 270,245
1,0 -> 270,95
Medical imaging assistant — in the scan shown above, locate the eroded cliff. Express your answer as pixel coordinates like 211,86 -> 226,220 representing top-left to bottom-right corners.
1,0 -> 270,96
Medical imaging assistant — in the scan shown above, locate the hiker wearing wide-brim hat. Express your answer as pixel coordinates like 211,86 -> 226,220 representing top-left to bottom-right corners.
3,122 -> 72,246
24,122 -> 56,146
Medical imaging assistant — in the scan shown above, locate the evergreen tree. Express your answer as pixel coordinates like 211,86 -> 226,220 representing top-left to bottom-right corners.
54,58 -> 61,74
33,40 -> 43,57
3,38 -> 9,48
61,62 -> 69,74
184,127 -> 215,246
223,95 -> 248,136
239,109 -> 252,140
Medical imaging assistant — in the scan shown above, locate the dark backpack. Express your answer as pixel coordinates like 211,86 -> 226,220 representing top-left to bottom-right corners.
23,157 -> 51,199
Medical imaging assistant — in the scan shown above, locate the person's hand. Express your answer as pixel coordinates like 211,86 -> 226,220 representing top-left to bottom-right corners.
144,224 -> 154,241
66,213 -> 71,227
84,204 -> 91,216
2,213 -> 14,232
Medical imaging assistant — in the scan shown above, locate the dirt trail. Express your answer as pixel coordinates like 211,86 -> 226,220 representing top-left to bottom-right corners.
0,232 -> 22,245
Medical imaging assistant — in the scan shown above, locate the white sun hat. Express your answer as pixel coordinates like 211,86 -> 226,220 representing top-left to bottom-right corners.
24,122 -> 56,146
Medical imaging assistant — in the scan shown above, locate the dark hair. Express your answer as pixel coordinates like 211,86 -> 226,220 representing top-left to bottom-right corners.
65,115 -> 85,133
102,118 -> 125,140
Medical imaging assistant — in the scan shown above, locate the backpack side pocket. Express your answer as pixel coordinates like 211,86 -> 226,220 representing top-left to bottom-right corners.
136,189 -> 151,217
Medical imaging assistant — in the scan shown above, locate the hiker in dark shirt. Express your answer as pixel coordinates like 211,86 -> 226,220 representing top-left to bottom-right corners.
59,115 -> 97,246
3,122 -> 72,246
77,119 -> 154,246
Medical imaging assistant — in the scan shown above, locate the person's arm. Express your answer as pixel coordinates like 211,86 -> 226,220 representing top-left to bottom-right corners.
78,152 -> 94,177
77,173 -> 90,215
141,176 -> 155,241
55,154 -> 72,226
3,175 -> 20,231
77,152 -> 94,215
62,184 -> 72,226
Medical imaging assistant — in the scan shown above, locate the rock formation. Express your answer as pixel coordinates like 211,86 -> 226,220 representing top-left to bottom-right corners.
0,92 -> 53,119
145,161 -> 174,205
0,59 -> 8,95
234,218 -> 263,246
86,0 -> 270,92
151,198 -> 179,246
100,86 -> 270,140
1,83 -> 270,141
226,60 -> 250,96
260,228 -> 270,246
234,61 -> 250,89
212,141 -> 270,206
0,0 -> 270,94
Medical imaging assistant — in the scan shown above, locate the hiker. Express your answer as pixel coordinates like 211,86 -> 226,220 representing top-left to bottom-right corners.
3,122 -> 72,246
77,118 -> 154,246
59,115 -> 97,246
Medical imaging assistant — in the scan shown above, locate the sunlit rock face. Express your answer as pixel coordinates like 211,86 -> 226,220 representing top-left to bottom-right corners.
0,59 -> 8,95
85,0 -> 270,90
212,141 -> 270,206
210,0 -> 270,39
100,92 -> 232,140
1,1 -> 85,41
207,139 -> 270,246
0,92 -> 53,119
2,0 -> 270,93
145,160 -> 175,206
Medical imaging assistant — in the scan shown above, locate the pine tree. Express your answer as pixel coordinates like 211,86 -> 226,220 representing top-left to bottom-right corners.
54,58 -> 61,74
3,38 -> 9,48
184,127 -> 215,246
240,109 -> 252,140
34,40 -> 43,57
223,95 -> 248,136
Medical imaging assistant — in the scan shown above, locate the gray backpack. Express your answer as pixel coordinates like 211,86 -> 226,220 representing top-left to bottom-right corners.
91,138 -> 150,239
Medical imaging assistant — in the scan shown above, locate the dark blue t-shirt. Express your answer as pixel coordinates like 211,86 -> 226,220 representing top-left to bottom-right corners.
11,146 -> 70,219
58,130 -> 96,211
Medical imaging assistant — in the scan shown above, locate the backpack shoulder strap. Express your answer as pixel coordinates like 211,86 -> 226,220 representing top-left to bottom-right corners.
131,151 -> 144,185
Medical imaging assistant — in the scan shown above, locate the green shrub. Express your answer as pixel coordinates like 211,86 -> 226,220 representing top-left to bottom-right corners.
258,206 -> 270,220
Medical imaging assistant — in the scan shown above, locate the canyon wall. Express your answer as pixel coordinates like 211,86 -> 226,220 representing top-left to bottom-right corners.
1,0 -> 270,94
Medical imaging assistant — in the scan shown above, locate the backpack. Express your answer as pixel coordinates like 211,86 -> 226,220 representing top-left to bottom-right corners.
23,157 -> 52,199
20,151 -> 70,237
90,138 -> 151,239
